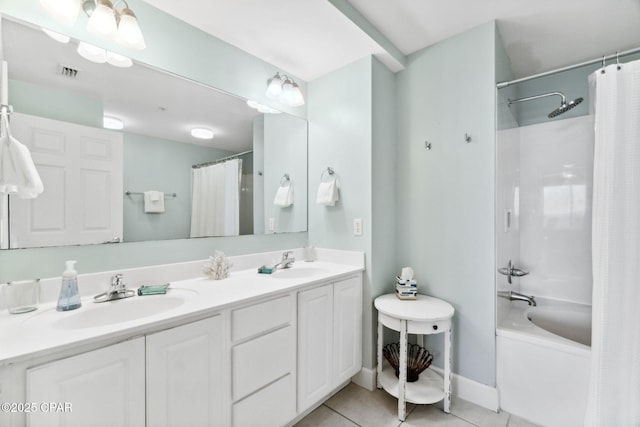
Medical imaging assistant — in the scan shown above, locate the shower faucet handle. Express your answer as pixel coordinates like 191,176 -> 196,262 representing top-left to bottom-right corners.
498,260 -> 529,284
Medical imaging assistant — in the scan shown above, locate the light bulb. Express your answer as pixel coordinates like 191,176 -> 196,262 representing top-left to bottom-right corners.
266,73 -> 282,99
116,9 -> 146,50
86,0 -> 117,38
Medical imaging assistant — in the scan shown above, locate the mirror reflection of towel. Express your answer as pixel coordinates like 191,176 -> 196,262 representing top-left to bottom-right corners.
316,180 -> 339,206
273,185 -> 293,207
144,191 -> 165,213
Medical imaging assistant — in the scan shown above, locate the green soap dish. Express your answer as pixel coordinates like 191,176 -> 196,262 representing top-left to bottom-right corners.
137,283 -> 170,296
257,265 -> 273,274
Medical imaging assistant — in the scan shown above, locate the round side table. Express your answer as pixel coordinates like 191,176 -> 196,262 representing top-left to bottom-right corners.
374,293 -> 454,421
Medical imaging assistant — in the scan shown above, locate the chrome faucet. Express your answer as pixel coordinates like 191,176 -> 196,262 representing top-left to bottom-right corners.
94,274 -> 136,303
498,260 -> 529,284
273,251 -> 296,270
497,290 -> 537,306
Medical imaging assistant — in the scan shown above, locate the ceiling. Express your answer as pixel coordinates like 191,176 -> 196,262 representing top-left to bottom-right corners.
142,0 -> 640,82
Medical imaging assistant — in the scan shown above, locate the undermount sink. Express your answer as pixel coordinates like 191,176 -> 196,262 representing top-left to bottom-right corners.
53,295 -> 185,330
270,266 -> 329,278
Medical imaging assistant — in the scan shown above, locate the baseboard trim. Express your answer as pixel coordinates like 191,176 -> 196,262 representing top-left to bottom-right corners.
366,365 -> 499,412
351,366 -> 377,391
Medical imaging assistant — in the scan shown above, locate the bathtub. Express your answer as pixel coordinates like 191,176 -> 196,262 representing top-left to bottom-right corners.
497,297 -> 591,427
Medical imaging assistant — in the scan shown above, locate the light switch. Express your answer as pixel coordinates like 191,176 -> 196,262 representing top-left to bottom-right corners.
353,218 -> 362,236
268,217 -> 275,232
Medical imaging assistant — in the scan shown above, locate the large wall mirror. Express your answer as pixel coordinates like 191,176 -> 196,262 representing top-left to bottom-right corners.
0,16 -> 308,249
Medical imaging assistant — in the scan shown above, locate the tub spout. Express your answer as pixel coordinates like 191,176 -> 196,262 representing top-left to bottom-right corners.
497,290 -> 536,306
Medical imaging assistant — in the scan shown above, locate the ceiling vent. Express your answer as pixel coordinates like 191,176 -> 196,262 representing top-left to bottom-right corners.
57,64 -> 79,79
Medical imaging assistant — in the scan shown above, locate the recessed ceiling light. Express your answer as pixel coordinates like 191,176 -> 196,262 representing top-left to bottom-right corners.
191,128 -> 214,140
103,115 -> 123,130
41,27 -> 70,43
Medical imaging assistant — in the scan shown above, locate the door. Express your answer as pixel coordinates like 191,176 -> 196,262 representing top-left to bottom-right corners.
334,276 -> 363,384
26,338 -> 145,427
146,315 -> 226,427
9,113 -> 123,248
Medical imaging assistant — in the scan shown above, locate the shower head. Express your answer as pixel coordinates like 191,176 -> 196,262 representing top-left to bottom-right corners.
507,91 -> 584,119
547,97 -> 584,118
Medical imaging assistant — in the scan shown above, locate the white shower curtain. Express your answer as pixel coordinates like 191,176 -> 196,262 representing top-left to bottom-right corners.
585,60 -> 640,426
190,158 -> 242,238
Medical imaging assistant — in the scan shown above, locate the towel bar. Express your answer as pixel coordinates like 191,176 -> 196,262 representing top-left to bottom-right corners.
125,191 -> 177,197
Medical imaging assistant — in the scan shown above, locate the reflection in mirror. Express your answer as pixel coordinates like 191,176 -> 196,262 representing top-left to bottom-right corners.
0,17 -> 307,249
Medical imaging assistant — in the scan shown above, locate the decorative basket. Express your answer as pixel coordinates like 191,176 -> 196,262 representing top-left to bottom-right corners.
383,342 -> 433,383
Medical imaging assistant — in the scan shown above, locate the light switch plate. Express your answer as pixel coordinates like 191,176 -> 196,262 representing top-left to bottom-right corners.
268,217 -> 275,232
353,218 -> 362,236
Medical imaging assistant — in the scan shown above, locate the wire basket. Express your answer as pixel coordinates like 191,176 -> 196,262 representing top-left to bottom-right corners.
383,342 -> 433,383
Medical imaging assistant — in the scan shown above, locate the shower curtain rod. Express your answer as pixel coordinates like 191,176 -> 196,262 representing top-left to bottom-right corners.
192,149 -> 253,169
497,46 -> 640,89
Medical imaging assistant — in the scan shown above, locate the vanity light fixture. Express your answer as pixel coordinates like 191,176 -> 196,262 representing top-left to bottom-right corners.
103,115 -> 124,130
265,72 -> 305,107
191,128 -> 215,140
40,0 -> 146,50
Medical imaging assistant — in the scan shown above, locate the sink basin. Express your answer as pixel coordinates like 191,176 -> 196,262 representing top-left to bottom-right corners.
270,266 -> 329,279
53,296 -> 185,329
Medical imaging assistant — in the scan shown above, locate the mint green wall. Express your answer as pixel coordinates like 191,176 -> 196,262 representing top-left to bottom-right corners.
0,1 -> 307,282
9,80 -> 102,127
396,22 -> 497,386
123,133 -> 233,242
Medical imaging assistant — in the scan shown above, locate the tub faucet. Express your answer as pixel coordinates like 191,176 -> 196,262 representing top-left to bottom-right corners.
273,251 -> 295,270
497,290 -> 537,306
94,274 -> 136,303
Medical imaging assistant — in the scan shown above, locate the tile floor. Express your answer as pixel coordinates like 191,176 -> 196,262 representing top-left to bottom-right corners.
295,383 -> 541,427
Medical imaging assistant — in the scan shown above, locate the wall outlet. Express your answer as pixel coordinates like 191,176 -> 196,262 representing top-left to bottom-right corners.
353,218 -> 363,236
268,217 -> 275,232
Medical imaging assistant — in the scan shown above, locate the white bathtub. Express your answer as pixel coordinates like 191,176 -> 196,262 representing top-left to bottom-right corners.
497,298 -> 591,427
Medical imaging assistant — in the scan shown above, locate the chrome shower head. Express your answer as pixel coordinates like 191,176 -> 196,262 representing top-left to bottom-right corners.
547,97 -> 584,118
507,91 -> 584,120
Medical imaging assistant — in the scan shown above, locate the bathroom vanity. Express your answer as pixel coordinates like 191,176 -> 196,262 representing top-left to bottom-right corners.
0,251 -> 363,427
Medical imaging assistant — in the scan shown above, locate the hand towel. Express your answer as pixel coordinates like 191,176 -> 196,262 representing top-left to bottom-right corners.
273,184 -> 293,207
144,190 -> 165,213
0,112 -> 44,199
316,179 -> 339,206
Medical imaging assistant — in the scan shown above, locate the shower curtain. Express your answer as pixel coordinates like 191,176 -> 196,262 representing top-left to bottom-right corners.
585,60 -> 640,426
190,158 -> 242,238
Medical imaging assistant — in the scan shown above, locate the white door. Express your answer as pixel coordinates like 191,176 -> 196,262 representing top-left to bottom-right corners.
297,284 -> 333,413
26,338 -> 145,427
333,276 -> 363,384
146,315 -> 226,427
9,113 -> 123,248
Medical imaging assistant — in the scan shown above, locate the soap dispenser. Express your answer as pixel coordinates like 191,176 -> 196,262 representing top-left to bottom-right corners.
57,260 -> 81,311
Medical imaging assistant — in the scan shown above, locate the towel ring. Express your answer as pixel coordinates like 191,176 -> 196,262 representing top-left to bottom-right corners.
320,167 -> 335,182
280,173 -> 291,186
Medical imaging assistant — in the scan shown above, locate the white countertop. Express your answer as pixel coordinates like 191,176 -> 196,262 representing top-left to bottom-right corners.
0,259 -> 363,365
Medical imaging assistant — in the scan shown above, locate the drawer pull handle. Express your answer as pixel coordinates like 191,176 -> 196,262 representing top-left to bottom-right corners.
433,325 -> 438,331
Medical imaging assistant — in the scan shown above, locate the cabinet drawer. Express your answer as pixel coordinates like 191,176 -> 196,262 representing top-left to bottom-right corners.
231,294 -> 292,341
232,374 -> 294,427
232,326 -> 293,401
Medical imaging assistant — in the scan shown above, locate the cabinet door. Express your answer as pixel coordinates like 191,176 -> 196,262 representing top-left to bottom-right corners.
146,315 -> 226,427
297,284 -> 333,413
334,276 -> 363,384
26,338 -> 145,427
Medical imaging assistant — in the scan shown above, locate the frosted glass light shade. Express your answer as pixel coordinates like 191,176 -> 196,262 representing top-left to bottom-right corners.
280,78 -> 294,105
290,82 -> 305,107
116,9 -> 146,50
40,0 -> 81,25
266,73 -> 283,99
77,41 -> 107,63
86,0 -> 117,38
106,51 -> 133,68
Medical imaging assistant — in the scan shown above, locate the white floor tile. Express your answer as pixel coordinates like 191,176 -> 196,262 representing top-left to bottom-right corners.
294,405 -> 359,427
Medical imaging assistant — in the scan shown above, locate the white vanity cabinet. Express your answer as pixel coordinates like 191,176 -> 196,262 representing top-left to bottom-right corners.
230,294 -> 296,427
146,315 -> 226,427
297,275 -> 362,413
26,337 -> 146,427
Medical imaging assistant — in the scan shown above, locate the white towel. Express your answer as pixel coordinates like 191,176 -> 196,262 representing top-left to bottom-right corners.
273,184 -> 293,207
144,191 -> 165,213
316,179 -> 339,206
0,112 -> 44,199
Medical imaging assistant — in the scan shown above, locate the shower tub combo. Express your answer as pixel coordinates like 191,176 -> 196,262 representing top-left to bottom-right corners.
497,297 -> 591,427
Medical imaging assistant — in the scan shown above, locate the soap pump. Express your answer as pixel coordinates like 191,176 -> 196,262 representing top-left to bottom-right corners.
56,260 -> 82,311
